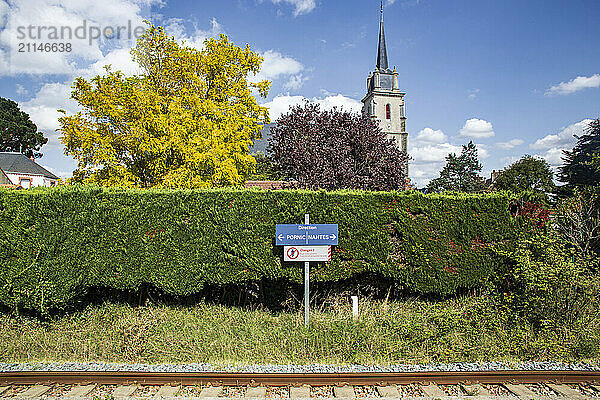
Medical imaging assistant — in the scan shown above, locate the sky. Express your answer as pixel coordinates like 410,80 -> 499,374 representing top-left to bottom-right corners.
0,0 -> 599,187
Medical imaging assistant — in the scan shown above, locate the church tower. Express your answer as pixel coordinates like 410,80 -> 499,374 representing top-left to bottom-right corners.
362,2 -> 408,175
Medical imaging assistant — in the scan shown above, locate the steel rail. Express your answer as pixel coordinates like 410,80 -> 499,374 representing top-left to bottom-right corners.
0,370 -> 599,386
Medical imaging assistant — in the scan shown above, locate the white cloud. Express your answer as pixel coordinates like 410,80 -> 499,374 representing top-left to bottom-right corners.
408,135 -> 490,188
409,161 -> 444,188
262,93 -> 362,121
410,142 -> 461,163
459,118 -> 495,138
283,74 -> 307,91
0,1 -> 9,21
495,139 -> 524,150
545,74 -> 600,96
414,127 -> 447,144
530,119 -> 592,150
538,148 -> 565,167
476,143 -> 490,159
0,0 -> 160,76
267,0 -> 316,16
16,83 -> 28,95
385,0 -> 422,6
408,127 -> 460,186
467,88 -> 480,100
530,119 -> 594,168
164,17 -> 223,49
20,82 -> 79,147
314,94 -> 362,114
85,47 -> 140,76
499,155 -> 521,166
252,50 -> 304,83
262,95 -> 305,120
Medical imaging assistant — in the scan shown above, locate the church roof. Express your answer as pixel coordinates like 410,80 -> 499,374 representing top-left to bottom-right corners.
376,1 -> 389,71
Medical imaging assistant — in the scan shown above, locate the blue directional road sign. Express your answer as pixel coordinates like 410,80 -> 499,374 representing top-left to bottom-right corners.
276,224 -> 338,246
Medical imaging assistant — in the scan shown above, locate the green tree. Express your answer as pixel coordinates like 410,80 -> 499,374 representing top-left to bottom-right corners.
493,155 -> 555,193
427,141 -> 486,192
0,97 -> 48,158
248,152 -> 283,181
559,118 -> 600,188
59,24 -> 270,188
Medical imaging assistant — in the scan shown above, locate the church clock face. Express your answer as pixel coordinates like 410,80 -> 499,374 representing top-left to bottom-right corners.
380,74 -> 393,89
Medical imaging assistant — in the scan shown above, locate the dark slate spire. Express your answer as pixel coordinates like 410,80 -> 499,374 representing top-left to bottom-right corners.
376,1 -> 389,70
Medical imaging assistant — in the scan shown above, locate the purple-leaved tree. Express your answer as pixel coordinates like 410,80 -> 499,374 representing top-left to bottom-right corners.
268,102 -> 408,191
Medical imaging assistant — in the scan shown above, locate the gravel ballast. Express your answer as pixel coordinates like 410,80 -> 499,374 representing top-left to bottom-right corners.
0,361 -> 599,373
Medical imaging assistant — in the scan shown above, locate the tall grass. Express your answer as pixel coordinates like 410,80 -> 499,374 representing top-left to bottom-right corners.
0,295 -> 599,364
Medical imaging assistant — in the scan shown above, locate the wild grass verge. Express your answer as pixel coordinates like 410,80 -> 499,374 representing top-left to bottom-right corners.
0,295 -> 599,365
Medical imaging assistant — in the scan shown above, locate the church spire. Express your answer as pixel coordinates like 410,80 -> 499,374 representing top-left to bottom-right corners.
376,1 -> 389,70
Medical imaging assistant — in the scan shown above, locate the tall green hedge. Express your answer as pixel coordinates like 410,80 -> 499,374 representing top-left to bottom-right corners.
0,187 -> 521,312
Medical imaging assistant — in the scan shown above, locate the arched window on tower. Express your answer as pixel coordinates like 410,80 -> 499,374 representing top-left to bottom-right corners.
386,104 -> 391,119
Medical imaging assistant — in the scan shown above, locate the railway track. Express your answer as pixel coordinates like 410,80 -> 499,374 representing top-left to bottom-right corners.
0,370 -> 599,399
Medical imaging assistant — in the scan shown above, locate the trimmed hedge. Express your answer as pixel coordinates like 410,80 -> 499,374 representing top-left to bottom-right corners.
0,187 -> 521,312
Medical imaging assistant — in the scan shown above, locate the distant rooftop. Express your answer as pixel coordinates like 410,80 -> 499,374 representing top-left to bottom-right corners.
0,152 -> 59,180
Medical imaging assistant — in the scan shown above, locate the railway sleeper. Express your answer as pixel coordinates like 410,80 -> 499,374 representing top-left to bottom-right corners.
0,382 -> 598,399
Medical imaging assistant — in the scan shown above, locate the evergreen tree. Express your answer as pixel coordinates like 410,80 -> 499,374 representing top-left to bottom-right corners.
559,118 -> 600,188
427,141 -> 486,192
0,97 -> 48,158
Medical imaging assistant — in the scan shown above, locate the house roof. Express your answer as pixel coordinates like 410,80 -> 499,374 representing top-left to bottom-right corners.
0,152 -> 59,180
245,180 -> 295,190
0,166 -> 11,185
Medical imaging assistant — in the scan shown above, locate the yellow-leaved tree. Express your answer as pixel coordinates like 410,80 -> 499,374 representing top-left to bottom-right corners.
59,24 -> 270,188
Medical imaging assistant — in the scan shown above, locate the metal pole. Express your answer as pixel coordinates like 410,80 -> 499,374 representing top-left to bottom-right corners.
304,213 -> 310,326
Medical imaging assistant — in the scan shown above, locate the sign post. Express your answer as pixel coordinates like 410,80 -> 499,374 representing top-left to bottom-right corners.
304,213 -> 309,326
275,218 -> 338,327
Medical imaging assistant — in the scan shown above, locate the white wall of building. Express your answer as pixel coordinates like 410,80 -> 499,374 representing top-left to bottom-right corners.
6,172 -> 57,188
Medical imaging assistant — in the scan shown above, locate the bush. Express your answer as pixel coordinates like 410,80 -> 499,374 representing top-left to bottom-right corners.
555,188 -> 600,262
0,186 -> 522,312
494,230 -> 600,327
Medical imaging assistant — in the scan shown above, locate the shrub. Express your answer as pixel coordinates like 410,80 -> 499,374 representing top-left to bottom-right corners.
0,186 -> 522,312
555,188 -> 600,262
493,230 -> 600,327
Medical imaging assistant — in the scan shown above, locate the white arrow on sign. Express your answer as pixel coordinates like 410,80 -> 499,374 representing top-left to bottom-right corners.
278,234 -> 284,241
331,234 -> 336,241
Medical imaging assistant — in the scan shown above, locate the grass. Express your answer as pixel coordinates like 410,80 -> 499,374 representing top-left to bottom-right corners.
0,295 -> 599,365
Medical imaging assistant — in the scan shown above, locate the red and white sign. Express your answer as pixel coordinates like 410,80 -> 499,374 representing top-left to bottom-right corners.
284,246 -> 331,262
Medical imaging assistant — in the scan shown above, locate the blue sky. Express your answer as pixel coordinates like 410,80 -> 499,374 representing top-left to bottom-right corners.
1,0 -> 599,186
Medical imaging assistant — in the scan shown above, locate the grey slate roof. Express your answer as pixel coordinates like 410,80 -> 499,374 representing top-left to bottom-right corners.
0,152 -> 59,180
